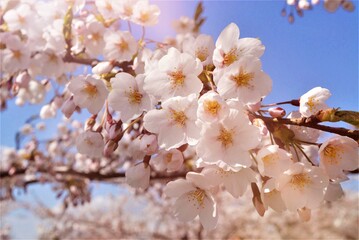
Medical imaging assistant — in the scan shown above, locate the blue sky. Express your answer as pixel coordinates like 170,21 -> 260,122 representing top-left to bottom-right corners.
0,1 -> 358,238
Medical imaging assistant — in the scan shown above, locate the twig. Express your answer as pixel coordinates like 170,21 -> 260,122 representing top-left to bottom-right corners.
253,114 -> 359,141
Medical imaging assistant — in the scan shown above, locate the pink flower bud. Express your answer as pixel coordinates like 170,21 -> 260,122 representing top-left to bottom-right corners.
61,96 -> 76,118
107,122 -> 123,140
269,107 -> 286,118
103,140 -> 118,157
15,71 -> 31,88
342,1 -> 355,12
140,134 -> 158,155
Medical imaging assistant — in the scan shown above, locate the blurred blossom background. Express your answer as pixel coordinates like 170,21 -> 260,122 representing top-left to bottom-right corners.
0,0 -> 358,239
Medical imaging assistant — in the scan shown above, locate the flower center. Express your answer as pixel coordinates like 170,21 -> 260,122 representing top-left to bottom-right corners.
231,67 -> 254,88
12,50 -> 22,60
204,100 -> 221,116
18,14 -> 25,24
323,145 -> 342,165
83,83 -> 98,98
262,153 -> 278,166
170,109 -> 187,126
222,48 -> 238,66
217,127 -> 234,148
84,138 -> 94,146
188,189 -> 206,207
123,6 -> 133,17
139,11 -> 150,22
165,153 -> 173,163
169,70 -> 186,87
105,2 -> 113,11
48,53 -> 58,63
91,32 -> 102,42
127,89 -> 142,104
290,173 -> 311,190
216,168 -> 235,177
306,96 -> 318,112
116,39 -> 129,52
196,48 -> 208,62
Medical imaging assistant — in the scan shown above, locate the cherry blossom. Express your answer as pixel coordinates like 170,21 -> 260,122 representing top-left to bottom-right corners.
84,21 -> 106,57
172,16 -> 195,34
143,94 -> 199,150
257,145 -> 293,178
108,73 -> 151,122
95,0 -> 122,19
216,55 -> 272,103
299,87 -> 331,117
67,75 -> 108,115
213,22 -> 265,69
150,149 -> 184,172
132,0 -> 160,26
202,166 -> 256,198
197,91 -> 229,123
76,131 -> 104,158
276,162 -> 329,211
183,34 -> 215,66
144,47 -> 203,101
261,178 -> 286,213
103,31 -> 137,62
197,109 -> 261,168
319,136 -> 358,180
139,134 -> 159,155
164,172 -> 218,230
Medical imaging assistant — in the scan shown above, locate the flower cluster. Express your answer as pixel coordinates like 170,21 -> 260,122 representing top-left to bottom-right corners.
0,0 -> 358,232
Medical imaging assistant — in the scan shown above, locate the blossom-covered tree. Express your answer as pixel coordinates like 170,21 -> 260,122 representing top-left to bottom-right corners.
0,0 -> 358,236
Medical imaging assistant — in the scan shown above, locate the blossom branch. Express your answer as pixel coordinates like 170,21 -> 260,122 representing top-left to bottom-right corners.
0,167 -> 186,182
253,113 -> 359,141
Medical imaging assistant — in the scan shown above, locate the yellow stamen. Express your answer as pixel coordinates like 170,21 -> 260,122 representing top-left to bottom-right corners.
196,48 -> 208,62
307,96 -> 318,112
169,70 -> 186,87
217,127 -> 234,148
84,138 -> 94,146
170,109 -> 187,126
116,40 -> 129,52
48,53 -> 58,63
262,153 -> 278,166
105,2 -> 113,11
83,83 -> 98,98
290,173 -> 311,190
165,153 -> 173,163
231,67 -> 254,88
127,89 -> 142,104
139,11 -> 150,22
91,32 -> 102,42
323,145 -> 343,165
124,6 -> 133,17
223,48 -> 238,66
12,50 -> 22,59
204,100 -> 221,116
188,189 -> 206,207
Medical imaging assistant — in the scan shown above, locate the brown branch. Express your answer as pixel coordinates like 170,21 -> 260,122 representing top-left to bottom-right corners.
62,53 -> 99,66
254,114 -> 359,141
0,167 -> 186,183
